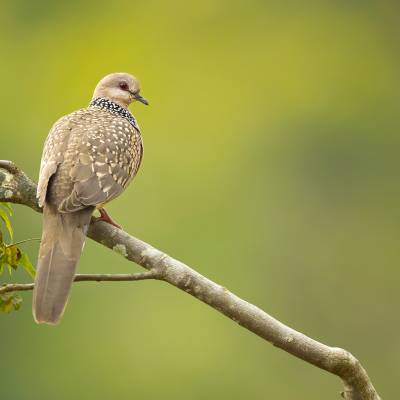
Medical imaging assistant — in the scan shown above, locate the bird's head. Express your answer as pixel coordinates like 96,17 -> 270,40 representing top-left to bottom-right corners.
93,72 -> 149,108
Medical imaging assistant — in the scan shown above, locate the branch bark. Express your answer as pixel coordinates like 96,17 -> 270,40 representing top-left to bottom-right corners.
0,160 -> 381,400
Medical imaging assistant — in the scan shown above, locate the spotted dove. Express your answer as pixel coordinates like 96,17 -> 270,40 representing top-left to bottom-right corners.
33,72 -> 148,324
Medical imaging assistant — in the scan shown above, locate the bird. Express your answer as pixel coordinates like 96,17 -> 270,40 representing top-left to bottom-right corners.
33,72 -> 148,325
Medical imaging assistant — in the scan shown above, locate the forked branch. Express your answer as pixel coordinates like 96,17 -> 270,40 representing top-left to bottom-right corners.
0,160 -> 381,400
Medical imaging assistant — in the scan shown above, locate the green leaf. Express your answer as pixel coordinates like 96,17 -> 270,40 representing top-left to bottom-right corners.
0,293 -> 22,313
4,245 -> 21,269
0,250 -> 9,276
0,245 -> 21,275
12,294 -> 22,311
0,231 -> 4,276
19,252 -> 36,278
0,208 -> 13,240
1,203 -> 13,216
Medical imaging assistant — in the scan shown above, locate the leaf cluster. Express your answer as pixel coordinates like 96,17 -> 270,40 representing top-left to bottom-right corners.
0,203 -> 36,313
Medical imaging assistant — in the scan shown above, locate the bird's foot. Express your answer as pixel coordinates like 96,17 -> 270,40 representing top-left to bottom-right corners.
93,208 -> 122,229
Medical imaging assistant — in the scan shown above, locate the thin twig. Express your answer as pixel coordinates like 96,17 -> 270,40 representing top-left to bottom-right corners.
7,237 -> 41,247
0,270 -> 157,295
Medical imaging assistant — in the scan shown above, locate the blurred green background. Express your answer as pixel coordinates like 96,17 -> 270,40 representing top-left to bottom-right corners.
0,0 -> 399,398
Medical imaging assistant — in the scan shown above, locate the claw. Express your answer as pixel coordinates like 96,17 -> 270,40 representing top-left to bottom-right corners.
93,208 -> 122,229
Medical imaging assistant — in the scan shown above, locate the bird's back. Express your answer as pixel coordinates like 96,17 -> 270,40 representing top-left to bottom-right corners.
39,106 -> 143,212
34,104 -> 143,324
34,72 -> 147,324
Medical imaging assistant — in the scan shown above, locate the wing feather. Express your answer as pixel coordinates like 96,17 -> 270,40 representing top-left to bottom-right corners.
39,108 -> 143,213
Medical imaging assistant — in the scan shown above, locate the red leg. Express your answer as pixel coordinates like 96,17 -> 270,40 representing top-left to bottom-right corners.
93,208 -> 122,229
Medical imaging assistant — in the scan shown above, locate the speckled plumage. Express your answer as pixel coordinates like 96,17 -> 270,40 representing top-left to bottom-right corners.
33,73 -> 147,324
38,101 -> 143,212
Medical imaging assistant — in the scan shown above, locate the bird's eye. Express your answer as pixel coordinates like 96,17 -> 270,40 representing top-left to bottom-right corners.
119,82 -> 129,91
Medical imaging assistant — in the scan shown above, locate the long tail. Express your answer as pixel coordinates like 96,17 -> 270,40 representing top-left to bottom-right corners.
32,204 -> 94,325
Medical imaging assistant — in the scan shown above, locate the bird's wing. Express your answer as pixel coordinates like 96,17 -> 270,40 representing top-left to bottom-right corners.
58,110 -> 143,213
37,115 -> 74,208
38,109 -> 143,213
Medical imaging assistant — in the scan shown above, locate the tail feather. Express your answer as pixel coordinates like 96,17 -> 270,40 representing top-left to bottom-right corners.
33,204 -> 93,325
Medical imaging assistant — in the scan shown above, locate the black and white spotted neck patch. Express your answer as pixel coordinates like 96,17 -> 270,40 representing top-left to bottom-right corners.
89,97 -> 140,131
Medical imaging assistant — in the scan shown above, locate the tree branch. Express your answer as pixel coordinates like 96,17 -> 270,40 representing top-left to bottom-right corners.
0,160 -> 381,400
0,270 -> 157,294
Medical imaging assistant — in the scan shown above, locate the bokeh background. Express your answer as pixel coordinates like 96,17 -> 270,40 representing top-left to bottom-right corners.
0,1 -> 399,398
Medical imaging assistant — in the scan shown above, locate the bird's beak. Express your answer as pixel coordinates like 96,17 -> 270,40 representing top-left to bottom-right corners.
134,93 -> 149,105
